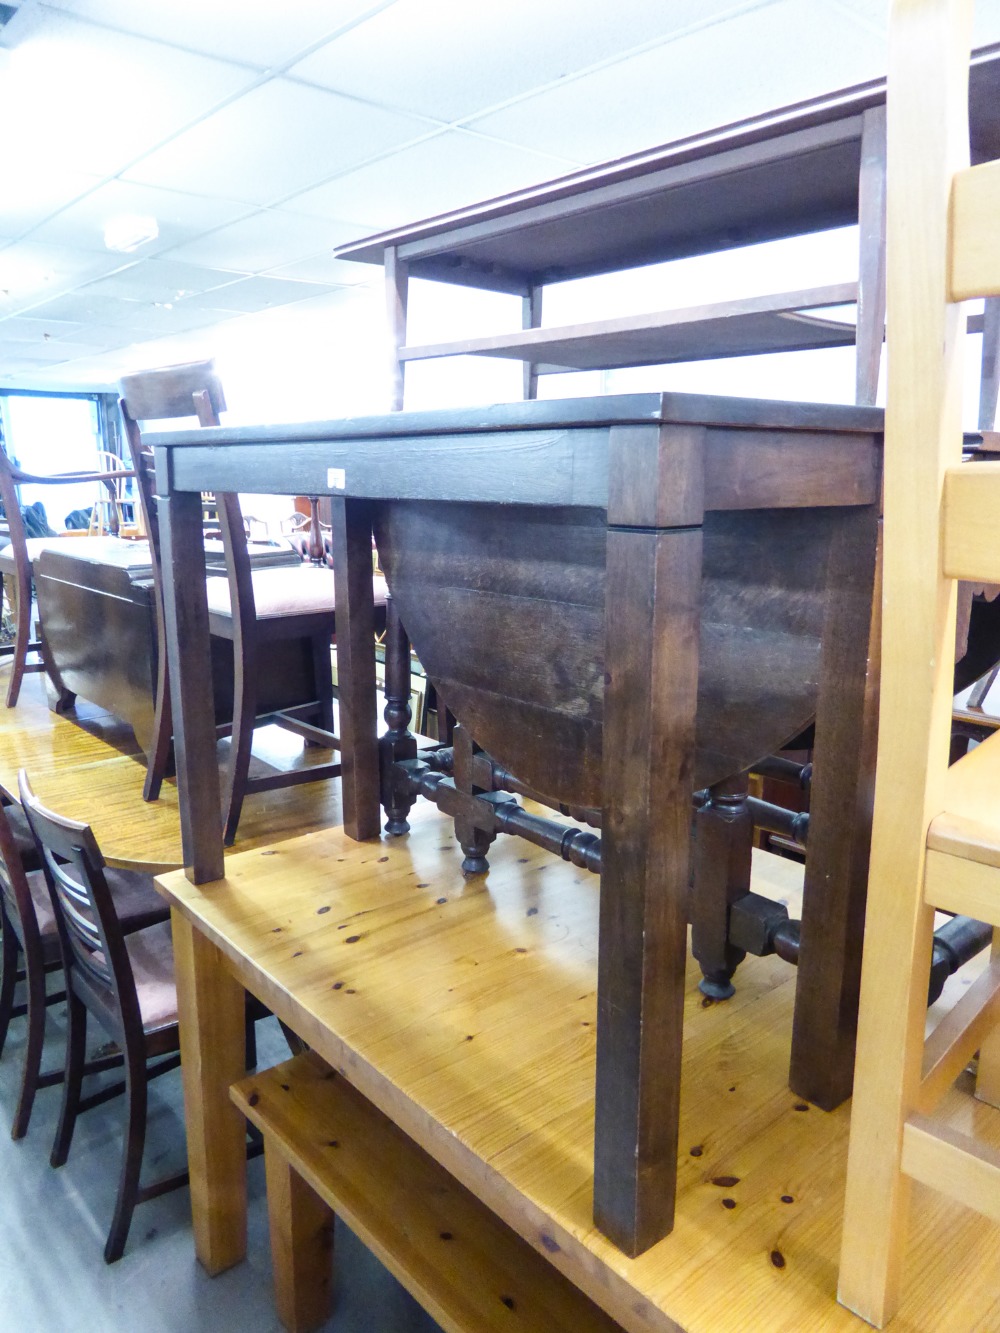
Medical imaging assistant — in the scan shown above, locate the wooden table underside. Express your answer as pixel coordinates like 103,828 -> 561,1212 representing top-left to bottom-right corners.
150,391 -> 882,1257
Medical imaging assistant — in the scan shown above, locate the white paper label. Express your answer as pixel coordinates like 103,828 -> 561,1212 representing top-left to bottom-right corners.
327,467 -> 346,490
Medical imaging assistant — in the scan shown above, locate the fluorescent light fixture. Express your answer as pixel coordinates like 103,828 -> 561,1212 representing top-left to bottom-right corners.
103,214 -> 159,253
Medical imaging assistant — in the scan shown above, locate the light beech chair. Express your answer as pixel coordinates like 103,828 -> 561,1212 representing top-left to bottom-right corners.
838,1 -> 1000,1325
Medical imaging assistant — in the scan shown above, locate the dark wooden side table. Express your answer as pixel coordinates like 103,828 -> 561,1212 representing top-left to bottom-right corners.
150,390 -> 882,1256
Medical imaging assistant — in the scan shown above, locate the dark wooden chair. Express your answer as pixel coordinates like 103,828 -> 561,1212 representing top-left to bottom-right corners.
0,797 -> 63,1140
119,361 -> 382,843
17,772 -> 200,1261
18,770 -> 276,1263
0,443 -> 133,707
0,794 -> 171,1142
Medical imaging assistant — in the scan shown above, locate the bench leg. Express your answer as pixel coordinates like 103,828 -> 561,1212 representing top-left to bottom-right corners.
265,1144 -> 334,1333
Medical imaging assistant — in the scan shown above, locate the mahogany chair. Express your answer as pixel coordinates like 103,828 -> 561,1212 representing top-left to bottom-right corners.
0,443 -> 133,707
18,771 -> 275,1263
838,0 -> 1000,1324
19,769 -> 187,1262
0,793 -> 170,1144
120,361 -> 381,843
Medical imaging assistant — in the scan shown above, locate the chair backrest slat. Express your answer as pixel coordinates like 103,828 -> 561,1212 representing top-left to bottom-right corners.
18,772 -> 138,1030
119,361 -> 226,423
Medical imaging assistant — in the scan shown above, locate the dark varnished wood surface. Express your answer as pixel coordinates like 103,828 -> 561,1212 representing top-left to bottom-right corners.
153,392 -> 883,1256
34,537 -> 304,755
375,500 -> 868,809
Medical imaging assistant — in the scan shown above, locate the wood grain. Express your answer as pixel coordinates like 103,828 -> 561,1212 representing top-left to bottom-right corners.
949,158 -> 1000,299
235,1053 -> 623,1333
263,1141 -> 334,1332
157,807 -> 1000,1333
172,907 -> 248,1274
0,675 -> 346,872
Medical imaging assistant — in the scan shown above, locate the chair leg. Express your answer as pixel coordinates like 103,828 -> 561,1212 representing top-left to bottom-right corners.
0,909 -> 19,1059
144,631 -> 173,802
11,936 -> 49,1141
223,639 -> 257,847
6,571 -> 32,708
50,990 -> 87,1168
104,1049 -> 147,1263
244,1007 -> 257,1072
310,630 -> 335,734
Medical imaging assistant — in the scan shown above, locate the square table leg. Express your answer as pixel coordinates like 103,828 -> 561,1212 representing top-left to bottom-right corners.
593,524 -> 702,1256
790,505 -> 881,1109
172,908 -> 249,1274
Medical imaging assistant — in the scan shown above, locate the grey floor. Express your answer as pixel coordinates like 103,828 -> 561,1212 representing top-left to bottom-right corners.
0,997 -> 443,1333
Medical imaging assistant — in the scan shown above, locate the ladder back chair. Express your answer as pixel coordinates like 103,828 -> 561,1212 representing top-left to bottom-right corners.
839,0 -> 1000,1324
18,771 -> 183,1262
120,361 -> 367,844
0,793 -> 168,1142
0,444 -> 133,707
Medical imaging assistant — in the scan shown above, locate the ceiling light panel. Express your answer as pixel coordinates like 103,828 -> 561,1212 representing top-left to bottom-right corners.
123,78 -> 435,205
467,0 -> 885,164
44,0 -> 394,70
289,0 -> 767,123
287,129 -> 580,231
1,11 -> 259,178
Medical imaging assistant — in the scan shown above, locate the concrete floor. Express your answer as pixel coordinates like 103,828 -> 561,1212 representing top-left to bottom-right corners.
0,997 -> 443,1333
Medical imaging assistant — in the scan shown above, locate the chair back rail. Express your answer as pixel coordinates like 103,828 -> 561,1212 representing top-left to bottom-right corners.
119,360 -> 342,842
18,772 -> 140,1040
0,444 -> 133,707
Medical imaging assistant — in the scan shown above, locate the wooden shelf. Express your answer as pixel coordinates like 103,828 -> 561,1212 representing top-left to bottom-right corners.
400,283 -> 860,373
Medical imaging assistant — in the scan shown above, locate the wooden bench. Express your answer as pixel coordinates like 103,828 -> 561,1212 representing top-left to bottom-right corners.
231,1051 -> 622,1333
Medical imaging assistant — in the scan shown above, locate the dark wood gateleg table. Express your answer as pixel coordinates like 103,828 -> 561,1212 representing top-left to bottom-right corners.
150,391 -> 882,1257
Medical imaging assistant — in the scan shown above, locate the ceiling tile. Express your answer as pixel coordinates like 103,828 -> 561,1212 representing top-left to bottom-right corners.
123,79 -> 436,206
45,0 -> 393,70
0,314 -> 84,344
289,0 -> 769,123
161,208 -> 346,274
80,259 -> 247,302
263,253 -> 377,286
1,10 -> 259,178
467,0 -> 887,163
0,165 -> 104,240
0,241 -> 132,312
24,180 -> 255,257
285,130 -> 579,231
176,275 -> 341,313
16,290 -> 167,330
